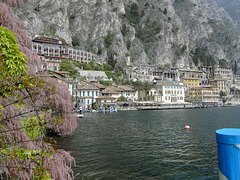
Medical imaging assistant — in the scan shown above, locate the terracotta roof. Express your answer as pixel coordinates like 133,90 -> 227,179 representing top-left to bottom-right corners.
115,85 -> 135,91
92,82 -> 106,89
96,96 -> 117,99
105,86 -> 122,92
77,83 -> 99,90
102,90 -> 120,94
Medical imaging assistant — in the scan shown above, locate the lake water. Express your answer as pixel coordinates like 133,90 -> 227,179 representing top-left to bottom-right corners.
56,107 -> 240,180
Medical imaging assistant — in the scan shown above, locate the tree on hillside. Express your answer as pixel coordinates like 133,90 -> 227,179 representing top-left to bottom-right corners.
192,47 -> 216,67
104,31 -> 114,48
60,59 -> 77,78
104,63 -> 114,71
219,59 -> 229,67
127,2 -> 140,25
163,8 -> 168,15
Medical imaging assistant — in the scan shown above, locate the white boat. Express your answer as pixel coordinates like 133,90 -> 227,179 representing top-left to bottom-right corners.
76,113 -> 84,118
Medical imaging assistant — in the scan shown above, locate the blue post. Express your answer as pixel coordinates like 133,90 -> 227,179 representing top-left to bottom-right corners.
216,128 -> 240,180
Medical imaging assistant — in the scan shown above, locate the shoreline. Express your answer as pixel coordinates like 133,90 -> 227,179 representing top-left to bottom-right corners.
84,102 -> 240,113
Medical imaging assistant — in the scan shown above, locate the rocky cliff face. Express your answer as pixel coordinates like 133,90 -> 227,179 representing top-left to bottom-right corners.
214,0 -> 240,34
15,0 -> 240,70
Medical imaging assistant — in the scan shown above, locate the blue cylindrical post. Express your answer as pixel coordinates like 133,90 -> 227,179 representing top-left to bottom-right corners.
216,128 -> 240,180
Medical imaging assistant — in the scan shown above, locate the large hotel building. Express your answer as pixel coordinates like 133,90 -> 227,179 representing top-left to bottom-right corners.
32,36 -> 97,71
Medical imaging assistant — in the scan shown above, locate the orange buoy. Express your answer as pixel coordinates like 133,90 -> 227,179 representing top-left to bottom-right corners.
184,125 -> 190,129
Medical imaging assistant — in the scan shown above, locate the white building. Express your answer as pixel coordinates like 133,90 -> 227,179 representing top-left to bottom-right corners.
76,81 -> 100,110
153,81 -> 185,103
115,85 -> 137,102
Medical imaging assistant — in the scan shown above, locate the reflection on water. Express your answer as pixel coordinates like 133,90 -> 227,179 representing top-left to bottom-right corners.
56,107 -> 240,180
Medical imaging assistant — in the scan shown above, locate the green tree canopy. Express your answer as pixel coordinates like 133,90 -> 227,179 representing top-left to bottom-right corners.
220,91 -> 227,97
129,2 -> 140,25
220,90 -> 227,104
0,26 -> 77,179
0,27 -> 28,77
117,96 -> 127,102
105,71 -> 113,79
104,31 -> 115,48
59,59 -> 77,78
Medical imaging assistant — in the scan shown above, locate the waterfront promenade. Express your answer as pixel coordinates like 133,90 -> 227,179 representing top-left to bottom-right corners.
103,101 -> 240,112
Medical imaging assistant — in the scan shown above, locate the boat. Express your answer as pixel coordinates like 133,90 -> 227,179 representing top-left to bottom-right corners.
76,113 -> 84,118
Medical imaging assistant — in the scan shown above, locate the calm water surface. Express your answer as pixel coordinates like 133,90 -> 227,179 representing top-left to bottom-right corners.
56,107 -> 240,180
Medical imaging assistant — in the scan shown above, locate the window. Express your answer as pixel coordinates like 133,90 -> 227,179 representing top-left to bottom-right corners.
88,91 -> 90,96
83,91 -> 85,96
96,91 -> 98,96
79,91 -> 81,97
92,91 -> 94,96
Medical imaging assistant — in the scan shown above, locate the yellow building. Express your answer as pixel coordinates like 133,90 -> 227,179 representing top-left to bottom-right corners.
183,77 -> 200,88
185,86 -> 219,105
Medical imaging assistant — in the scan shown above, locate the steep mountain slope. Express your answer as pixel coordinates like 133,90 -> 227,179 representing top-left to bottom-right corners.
214,0 -> 240,34
15,0 -> 240,70
174,0 -> 240,64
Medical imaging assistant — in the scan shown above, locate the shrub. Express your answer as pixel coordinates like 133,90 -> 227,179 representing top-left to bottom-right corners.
105,71 -> 113,79
117,96 -> 127,102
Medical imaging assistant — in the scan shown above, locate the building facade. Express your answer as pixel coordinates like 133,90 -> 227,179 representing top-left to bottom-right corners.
76,82 -> 100,110
32,36 -> 98,71
153,81 -> 185,104
209,77 -> 227,92
185,86 -> 219,106
183,77 -> 200,89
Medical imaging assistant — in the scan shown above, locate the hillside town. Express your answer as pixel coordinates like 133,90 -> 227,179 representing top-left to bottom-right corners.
33,36 -> 240,112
